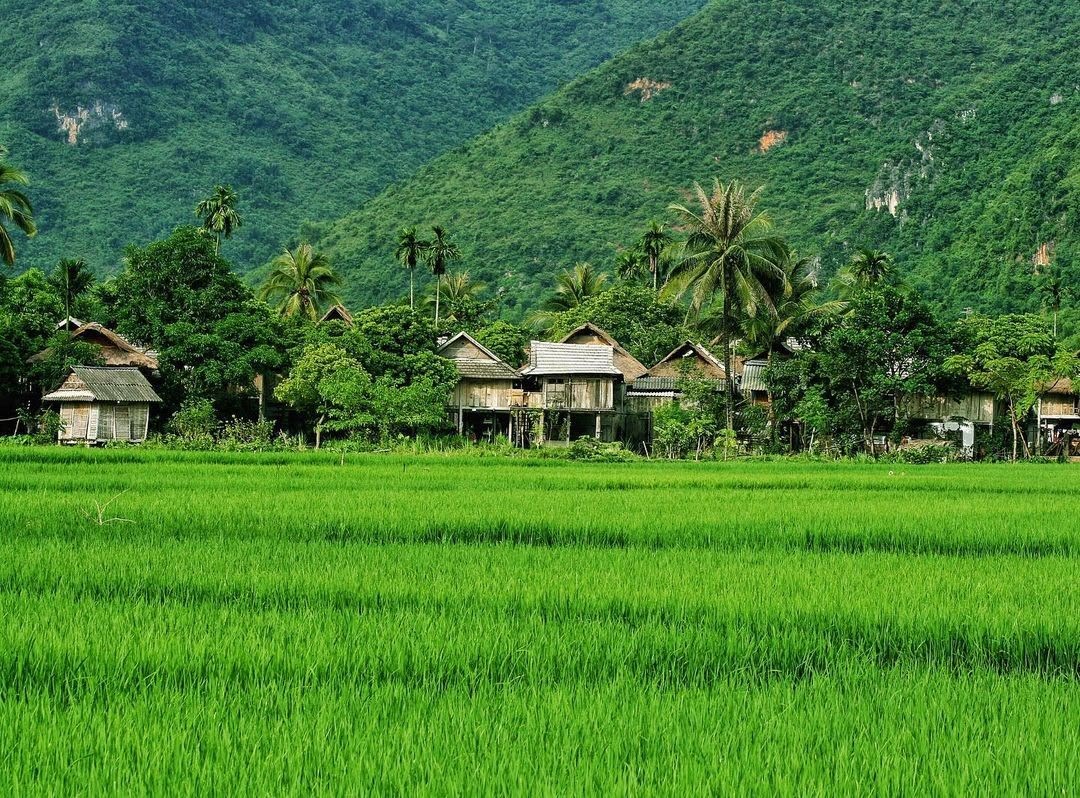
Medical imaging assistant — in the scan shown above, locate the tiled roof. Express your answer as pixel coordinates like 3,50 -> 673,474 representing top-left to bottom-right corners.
520,341 -> 622,376
455,359 -> 518,380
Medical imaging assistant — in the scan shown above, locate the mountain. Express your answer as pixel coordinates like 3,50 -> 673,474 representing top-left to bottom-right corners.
309,0 -> 1079,321
0,0 -> 706,273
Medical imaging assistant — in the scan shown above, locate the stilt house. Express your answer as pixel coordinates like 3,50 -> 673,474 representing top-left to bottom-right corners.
437,332 -> 521,441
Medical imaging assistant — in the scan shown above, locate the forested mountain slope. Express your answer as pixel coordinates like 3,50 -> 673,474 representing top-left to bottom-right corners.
0,0 -> 705,272
310,0 -> 1079,320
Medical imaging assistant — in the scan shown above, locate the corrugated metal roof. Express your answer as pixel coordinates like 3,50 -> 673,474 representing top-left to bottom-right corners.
740,360 -> 768,393
630,376 -> 679,392
44,366 -> 162,403
520,342 -> 622,376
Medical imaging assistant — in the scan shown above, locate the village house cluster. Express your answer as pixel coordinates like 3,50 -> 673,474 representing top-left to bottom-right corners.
33,311 -> 1080,458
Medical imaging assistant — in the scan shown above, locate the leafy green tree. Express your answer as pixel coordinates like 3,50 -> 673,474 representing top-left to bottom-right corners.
0,146 -> 36,269
101,226 -> 284,412
275,342 -> 371,448
945,314 -> 1058,460
639,220 -> 672,291
194,185 -> 242,254
395,227 -> 428,310
0,268 -> 63,411
425,225 -> 460,326
475,320 -> 530,366
615,248 -> 645,282
545,283 -> 686,366
48,258 -> 94,326
344,305 -> 439,379
260,243 -> 342,321
809,285 -> 953,454
665,179 -> 789,435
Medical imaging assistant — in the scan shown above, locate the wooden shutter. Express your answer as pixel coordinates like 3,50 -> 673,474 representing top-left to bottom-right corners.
114,405 -> 131,441
130,405 -> 149,440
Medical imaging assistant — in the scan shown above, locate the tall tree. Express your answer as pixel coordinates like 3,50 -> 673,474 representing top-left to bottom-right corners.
665,179 -> 788,437
48,258 -> 94,327
839,248 -> 894,295
615,248 -> 644,282
424,271 -> 491,328
1039,267 -> 1070,339
425,225 -> 460,326
395,227 -> 428,310
194,185 -> 242,254
528,262 -> 609,331
639,221 -> 672,291
0,146 -> 37,269
260,243 -> 342,321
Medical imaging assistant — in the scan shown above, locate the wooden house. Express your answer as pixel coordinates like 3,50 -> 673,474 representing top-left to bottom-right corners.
1036,378 -> 1080,457
626,341 -> 726,412
43,366 -> 162,444
29,322 -> 158,370
437,332 -> 521,441
519,341 -> 623,443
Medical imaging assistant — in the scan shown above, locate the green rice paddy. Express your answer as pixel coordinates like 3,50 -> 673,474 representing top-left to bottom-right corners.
1,448 -> 1078,794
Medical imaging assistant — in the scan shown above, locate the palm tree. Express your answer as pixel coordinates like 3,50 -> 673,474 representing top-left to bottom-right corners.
425,225 -> 460,326
615,248 -> 644,282
838,248 -> 893,295
195,185 -> 242,254
49,258 -> 94,327
259,243 -> 342,321
527,262 -> 609,331
424,271 -> 487,325
664,179 -> 789,437
395,227 -> 428,310
639,221 -> 672,291
0,146 -> 37,269
1039,268 -> 1070,339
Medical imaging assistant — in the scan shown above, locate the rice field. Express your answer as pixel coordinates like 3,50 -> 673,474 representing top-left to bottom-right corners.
1,448 -> 1078,795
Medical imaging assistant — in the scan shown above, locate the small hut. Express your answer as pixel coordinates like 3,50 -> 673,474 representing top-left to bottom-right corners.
43,366 -> 162,444
319,304 -> 354,326
437,331 -> 520,440
29,321 -> 159,370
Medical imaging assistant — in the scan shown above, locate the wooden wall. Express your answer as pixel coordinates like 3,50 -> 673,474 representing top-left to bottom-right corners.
58,402 -> 151,442
541,378 -> 614,410
452,379 -> 515,410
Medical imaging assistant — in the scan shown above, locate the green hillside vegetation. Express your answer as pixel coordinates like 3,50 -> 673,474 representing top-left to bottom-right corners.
309,0 -> 1079,323
0,0 -> 705,272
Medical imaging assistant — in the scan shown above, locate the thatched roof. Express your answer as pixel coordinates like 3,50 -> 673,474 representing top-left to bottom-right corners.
320,304 -> 353,325
648,341 -> 726,380
43,366 -> 162,403
437,331 -> 518,380
558,323 -> 648,381
520,341 -> 622,377
28,322 -> 158,369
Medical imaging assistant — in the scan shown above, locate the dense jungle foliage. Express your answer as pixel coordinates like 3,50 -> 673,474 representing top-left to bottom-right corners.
0,0 -> 705,272
309,0 -> 1079,324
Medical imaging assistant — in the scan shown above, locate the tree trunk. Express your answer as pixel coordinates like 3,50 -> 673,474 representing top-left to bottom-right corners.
435,280 -> 441,327
1009,401 -> 1018,462
721,289 -> 734,459
315,414 -> 324,450
651,255 -> 658,292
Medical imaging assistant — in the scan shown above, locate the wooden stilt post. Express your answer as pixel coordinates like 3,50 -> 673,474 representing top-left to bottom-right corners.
595,413 -> 601,440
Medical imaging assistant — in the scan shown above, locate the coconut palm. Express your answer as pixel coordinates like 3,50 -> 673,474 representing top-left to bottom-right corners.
424,271 -> 489,325
838,248 -> 893,295
0,146 -> 37,268
527,262 -> 609,331
664,179 -> 789,437
395,227 -> 428,310
425,225 -> 460,326
194,185 -> 242,254
639,220 -> 672,291
615,248 -> 645,282
1039,268 -> 1070,339
49,258 -> 94,327
259,243 -> 342,321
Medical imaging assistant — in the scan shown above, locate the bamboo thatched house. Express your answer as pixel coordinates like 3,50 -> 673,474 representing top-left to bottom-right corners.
28,322 -> 159,370
44,366 -> 162,444
437,332 -> 521,441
